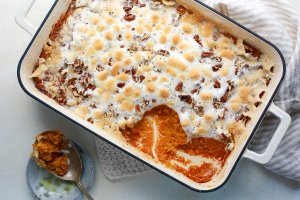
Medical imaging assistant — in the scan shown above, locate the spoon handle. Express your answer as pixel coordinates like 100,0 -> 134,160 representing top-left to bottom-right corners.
76,180 -> 95,200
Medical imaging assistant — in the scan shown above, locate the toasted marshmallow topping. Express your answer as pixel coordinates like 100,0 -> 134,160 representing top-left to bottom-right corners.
32,0 -> 274,145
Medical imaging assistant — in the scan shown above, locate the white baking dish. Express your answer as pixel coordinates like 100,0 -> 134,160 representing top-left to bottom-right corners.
16,0 -> 291,192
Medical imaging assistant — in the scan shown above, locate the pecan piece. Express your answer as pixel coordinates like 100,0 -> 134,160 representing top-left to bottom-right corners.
254,102 -> 262,107
124,13 -> 136,21
87,84 -> 96,90
234,67 -> 239,75
175,82 -> 183,91
117,34 -> 123,41
259,91 -> 265,99
176,5 -> 187,15
179,95 -> 192,104
87,118 -> 94,124
123,5 -> 133,13
193,35 -> 202,47
265,77 -> 271,86
220,95 -> 228,103
244,42 -> 261,59
201,51 -> 214,58
213,99 -> 222,109
117,82 -> 126,88
191,89 -> 199,94
236,114 -> 251,126
214,80 -> 221,88
156,49 -> 170,57
67,77 -> 77,86
212,64 -> 222,72
194,106 -> 204,117
222,32 -> 237,44
135,105 -> 141,112
96,64 -> 104,72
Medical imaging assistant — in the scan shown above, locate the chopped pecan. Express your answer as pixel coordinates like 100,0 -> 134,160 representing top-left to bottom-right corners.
176,5 -> 187,15
133,75 -> 145,83
156,49 -> 170,57
259,91 -> 265,99
193,35 -> 202,47
234,67 -> 239,75
214,80 -> 221,88
244,42 -> 261,59
213,99 -> 222,109
227,81 -> 234,91
90,104 -> 97,108
33,77 -> 46,92
179,95 -> 193,104
87,118 -> 94,124
135,105 -> 141,112
191,89 -> 199,94
175,82 -> 183,91
123,5 -> 133,12
212,64 -> 222,72
194,106 -> 204,117
117,82 -> 126,88
131,68 -> 137,75
222,32 -> 237,44
201,51 -> 214,58
117,34 -> 123,41
57,89 -> 67,105
254,102 -> 262,107
140,75 -> 145,82
108,58 -> 113,66
96,64 -> 104,72
264,77 -> 271,86
220,95 -> 228,103
124,13 -> 136,21
87,84 -> 96,90
59,72 -> 67,84
236,114 -> 251,126
221,133 -> 231,143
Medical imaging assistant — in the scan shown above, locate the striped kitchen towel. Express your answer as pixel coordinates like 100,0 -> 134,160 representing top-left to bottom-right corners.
95,0 -> 300,182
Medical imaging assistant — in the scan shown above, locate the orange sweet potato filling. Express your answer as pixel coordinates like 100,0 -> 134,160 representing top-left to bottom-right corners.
32,131 -> 69,176
122,105 -> 230,183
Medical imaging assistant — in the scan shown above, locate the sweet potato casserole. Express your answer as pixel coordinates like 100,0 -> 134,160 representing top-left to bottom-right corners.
30,0 -> 275,183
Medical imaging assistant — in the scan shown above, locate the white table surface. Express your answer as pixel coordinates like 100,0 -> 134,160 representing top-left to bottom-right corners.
1,0 -> 300,199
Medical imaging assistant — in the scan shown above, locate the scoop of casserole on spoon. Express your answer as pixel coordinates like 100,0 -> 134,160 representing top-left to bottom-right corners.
32,131 -> 94,200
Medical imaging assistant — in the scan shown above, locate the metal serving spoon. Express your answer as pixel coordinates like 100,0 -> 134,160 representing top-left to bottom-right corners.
47,136 -> 94,200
